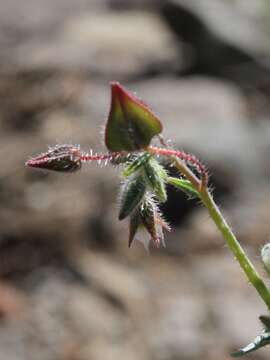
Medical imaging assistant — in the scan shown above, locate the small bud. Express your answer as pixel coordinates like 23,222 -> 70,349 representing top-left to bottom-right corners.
261,243 -> 270,277
143,158 -> 167,202
26,144 -> 82,172
123,153 -> 152,177
105,82 -> 163,152
118,174 -> 146,220
128,196 -> 170,248
123,153 -> 168,202
140,197 -> 161,247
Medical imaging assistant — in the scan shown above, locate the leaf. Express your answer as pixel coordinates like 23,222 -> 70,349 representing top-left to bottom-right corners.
129,209 -> 142,247
123,153 -> 152,177
143,158 -> 167,202
118,174 -> 147,220
105,82 -> 163,151
231,330 -> 270,357
167,177 -> 198,198
123,154 -> 168,202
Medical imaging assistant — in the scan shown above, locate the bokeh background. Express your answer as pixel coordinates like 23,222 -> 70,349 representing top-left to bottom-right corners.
1,0 -> 270,359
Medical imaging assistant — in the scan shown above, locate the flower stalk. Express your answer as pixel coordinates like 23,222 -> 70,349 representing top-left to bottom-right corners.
167,153 -> 270,311
200,187 -> 270,311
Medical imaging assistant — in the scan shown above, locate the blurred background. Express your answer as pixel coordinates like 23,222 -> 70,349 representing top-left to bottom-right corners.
1,0 -> 270,359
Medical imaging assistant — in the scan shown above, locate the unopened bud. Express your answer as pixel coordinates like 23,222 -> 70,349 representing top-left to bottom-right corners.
26,144 -> 82,172
143,158 -> 167,202
105,82 -> 163,151
140,197 -> 161,247
123,153 -> 152,177
128,196 -> 169,248
118,174 -> 146,220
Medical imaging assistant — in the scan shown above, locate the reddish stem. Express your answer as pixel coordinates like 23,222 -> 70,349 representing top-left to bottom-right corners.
80,152 -> 120,162
148,146 -> 208,186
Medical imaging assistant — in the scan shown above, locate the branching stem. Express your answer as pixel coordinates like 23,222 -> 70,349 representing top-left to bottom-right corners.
200,187 -> 270,311
155,149 -> 270,311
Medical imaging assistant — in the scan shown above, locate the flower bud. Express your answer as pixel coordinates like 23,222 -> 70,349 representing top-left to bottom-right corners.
26,144 -> 81,172
129,210 -> 141,247
118,174 -> 146,220
128,196 -> 169,248
105,82 -> 163,151
123,153 -> 152,177
143,158 -> 167,202
140,197 -> 161,247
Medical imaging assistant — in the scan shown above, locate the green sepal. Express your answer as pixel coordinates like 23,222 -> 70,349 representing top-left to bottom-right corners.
123,153 -> 152,177
143,158 -> 167,202
167,177 -> 198,198
105,82 -> 163,152
140,198 -> 157,240
139,197 -> 164,248
129,209 -> 142,247
118,174 -> 147,220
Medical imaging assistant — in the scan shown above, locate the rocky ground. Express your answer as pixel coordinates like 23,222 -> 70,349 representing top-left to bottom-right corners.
1,1 -> 270,359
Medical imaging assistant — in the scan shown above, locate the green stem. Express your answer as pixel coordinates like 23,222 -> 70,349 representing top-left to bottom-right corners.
150,146 -> 270,310
161,152 -> 270,311
200,187 -> 270,311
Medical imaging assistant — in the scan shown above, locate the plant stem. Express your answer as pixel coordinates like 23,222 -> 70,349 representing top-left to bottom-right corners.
148,146 -> 201,190
159,151 -> 270,311
200,187 -> 270,311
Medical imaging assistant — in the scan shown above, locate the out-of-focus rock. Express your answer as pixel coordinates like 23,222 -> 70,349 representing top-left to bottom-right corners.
110,0 -> 269,54
1,2 -> 270,359
2,9 -> 177,77
0,249 -> 266,359
162,0 -> 269,55
131,78 -> 259,183
159,0 -> 270,90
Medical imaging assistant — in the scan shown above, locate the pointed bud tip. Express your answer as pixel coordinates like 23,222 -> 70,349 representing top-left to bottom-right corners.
110,81 -> 144,107
110,81 -> 123,93
25,159 -> 35,167
25,156 -> 49,169
105,81 -> 163,152
25,145 -> 82,173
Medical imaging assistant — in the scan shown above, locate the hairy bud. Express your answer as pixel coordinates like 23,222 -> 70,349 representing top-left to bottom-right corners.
129,196 -> 170,248
118,174 -> 147,220
26,144 -> 82,172
105,82 -> 162,151
123,153 -> 152,177
143,158 -> 167,202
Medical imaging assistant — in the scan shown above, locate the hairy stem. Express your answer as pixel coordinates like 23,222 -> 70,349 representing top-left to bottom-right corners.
164,153 -> 270,311
200,187 -> 270,310
147,146 -> 202,190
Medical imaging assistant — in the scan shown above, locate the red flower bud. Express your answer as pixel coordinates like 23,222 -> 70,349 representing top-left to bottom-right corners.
105,82 -> 163,152
26,144 -> 82,172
